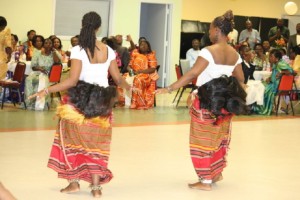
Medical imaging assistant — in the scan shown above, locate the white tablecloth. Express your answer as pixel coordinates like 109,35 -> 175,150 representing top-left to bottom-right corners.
124,76 -> 135,107
253,71 -> 272,81
8,61 -> 32,75
245,80 -> 265,105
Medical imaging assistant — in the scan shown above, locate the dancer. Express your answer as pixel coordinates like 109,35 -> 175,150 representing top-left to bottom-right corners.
29,11 -> 131,198
156,10 -> 248,190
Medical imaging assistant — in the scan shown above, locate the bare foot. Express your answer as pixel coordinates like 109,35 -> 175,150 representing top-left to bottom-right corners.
212,173 -> 223,183
188,182 -> 212,191
91,189 -> 102,198
60,182 -> 80,193
91,185 -> 102,198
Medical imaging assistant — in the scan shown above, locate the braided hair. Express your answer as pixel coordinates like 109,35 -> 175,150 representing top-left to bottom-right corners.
212,10 -> 234,36
79,12 -> 102,60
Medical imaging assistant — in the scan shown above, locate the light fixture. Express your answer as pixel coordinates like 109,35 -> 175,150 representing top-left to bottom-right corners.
284,2 -> 298,15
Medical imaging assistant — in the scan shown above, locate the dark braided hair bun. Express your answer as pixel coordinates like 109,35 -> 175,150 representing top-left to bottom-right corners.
212,10 -> 234,36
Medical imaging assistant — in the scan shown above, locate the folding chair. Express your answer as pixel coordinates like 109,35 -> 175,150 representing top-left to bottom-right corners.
274,74 -> 295,116
172,64 -> 197,107
0,62 -> 27,109
47,63 -> 63,109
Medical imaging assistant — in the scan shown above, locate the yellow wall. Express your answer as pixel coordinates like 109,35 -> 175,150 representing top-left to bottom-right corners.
182,0 -> 300,22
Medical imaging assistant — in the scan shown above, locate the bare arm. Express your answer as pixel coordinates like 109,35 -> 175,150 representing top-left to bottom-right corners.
232,63 -> 245,84
109,59 -> 131,90
28,58 -> 82,99
156,56 -> 209,94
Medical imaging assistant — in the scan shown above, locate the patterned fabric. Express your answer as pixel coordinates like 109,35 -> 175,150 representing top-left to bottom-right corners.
189,97 -> 233,182
47,103 -> 113,184
119,49 -> 158,109
0,27 -> 11,80
24,51 -> 54,110
253,60 -> 293,115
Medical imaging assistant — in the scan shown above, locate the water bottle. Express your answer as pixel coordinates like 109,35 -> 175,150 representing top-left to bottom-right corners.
14,49 -> 20,62
129,69 -> 134,76
266,62 -> 271,72
262,61 -> 267,71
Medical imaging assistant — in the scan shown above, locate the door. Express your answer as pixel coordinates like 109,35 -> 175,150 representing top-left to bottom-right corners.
140,3 -> 171,87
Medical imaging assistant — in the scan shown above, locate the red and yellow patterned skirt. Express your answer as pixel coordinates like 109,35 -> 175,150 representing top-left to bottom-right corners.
189,97 -> 233,181
47,104 -> 113,184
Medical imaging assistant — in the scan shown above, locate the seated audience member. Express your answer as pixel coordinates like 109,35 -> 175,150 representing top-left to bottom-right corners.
238,44 -> 249,57
119,40 -> 159,109
48,35 -> 57,40
32,35 -> 44,55
128,35 -> 147,52
25,38 -> 61,110
278,47 -> 290,64
9,34 -> 26,62
115,34 -> 130,73
253,43 -> 269,71
186,38 -> 201,68
105,37 -> 122,85
22,29 -> 36,61
252,49 -> 293,115
262,40 -> 271,55
51,37 -> 66,62
65,35 -> 79,67
241,47 -> 255,83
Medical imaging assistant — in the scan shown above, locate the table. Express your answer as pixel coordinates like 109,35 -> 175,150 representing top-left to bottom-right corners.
253,71 -> 272,81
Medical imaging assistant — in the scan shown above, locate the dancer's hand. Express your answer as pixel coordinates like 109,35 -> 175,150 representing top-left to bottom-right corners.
155,88 -> 169,94
28,89 -> 47,100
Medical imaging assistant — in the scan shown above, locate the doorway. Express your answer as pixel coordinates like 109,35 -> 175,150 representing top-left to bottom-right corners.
139,3 -> 172,87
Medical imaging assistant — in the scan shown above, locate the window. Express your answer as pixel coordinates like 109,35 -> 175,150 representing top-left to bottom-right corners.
54,0 -> 111,37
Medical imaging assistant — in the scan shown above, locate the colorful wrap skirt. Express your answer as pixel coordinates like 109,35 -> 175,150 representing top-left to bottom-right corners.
189,97 -> 233,182
47,103 -> 113,184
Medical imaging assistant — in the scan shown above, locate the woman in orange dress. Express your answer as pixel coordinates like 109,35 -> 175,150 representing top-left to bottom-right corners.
127,40 -> 159,109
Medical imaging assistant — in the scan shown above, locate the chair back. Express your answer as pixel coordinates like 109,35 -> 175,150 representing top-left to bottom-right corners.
278,74 -> 294,91
12,62 -> 26,83
175,64 -> 182,80
156,65 -> 161,72
49,63 -> 63,83
180,59 -> 190,75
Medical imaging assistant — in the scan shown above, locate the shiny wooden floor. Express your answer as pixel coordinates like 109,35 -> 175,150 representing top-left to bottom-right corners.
1,92 -> 300,200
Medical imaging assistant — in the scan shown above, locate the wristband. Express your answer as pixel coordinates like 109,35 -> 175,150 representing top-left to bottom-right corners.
44,88 -> 49,95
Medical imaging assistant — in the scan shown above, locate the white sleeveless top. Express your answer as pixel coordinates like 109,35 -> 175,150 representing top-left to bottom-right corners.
70,45 -> 116,87
196,48 -> 242,87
